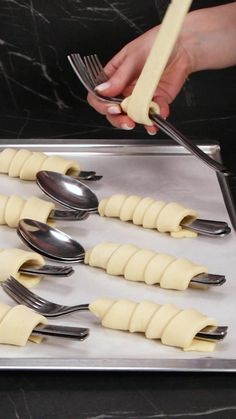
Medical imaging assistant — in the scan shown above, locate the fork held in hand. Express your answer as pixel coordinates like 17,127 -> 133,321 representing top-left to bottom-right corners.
68,53 -> 231,175
1,277 -> 228,342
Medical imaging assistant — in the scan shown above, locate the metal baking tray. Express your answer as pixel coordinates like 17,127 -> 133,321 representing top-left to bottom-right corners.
0,140 -> 235,371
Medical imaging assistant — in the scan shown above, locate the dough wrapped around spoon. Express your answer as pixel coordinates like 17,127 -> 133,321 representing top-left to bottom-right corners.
0,148 -> 80,180
0,248 -> 45,287
85,242 -> 207,291
89,298 -> 218,352
0,194 -> 55,227
98,194 -> 198,238
0,303 -> 47,346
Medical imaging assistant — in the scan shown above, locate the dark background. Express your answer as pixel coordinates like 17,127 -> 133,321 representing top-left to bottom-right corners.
1,1 -> 236,418
0,0 -> 236,143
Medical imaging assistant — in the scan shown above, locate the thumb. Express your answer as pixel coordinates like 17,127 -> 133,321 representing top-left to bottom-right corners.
95,55 -> 138,97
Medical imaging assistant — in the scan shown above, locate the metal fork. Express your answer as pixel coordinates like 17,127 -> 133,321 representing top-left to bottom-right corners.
68,53 -> 231,175
1,277 -> 228,342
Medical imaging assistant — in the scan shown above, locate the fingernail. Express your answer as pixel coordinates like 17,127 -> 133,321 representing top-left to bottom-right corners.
95,81 -> 111,92
147,130 -> 156,136
107,106 -> 121,115
121,123 -> 134,130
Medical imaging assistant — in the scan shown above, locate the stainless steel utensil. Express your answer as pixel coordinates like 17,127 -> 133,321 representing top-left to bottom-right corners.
1,276 -> 227,342
17,219 -> 226,287
68,53 -> 231,175
77,171 -> 103,181
19,264 -> 74,277
49,208 -> 89,221
36,170 -> 231,237
32,324 -> 89,340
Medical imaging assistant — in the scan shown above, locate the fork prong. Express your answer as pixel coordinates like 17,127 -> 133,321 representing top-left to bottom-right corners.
1,283 -> 26,306
68,54 -> 96,92
3,277 -> 49,308
84,56 -> 98,87
92,54 -> 108,84
73,54 -> 95,88
84,54 -> 108,86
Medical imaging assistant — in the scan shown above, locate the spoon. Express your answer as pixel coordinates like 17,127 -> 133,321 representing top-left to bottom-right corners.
17,219 -> 226,287
19,264 -> 74,277
36,171 -> 231,237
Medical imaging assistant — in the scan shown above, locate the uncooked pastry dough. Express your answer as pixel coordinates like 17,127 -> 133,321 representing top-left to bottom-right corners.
89,298 -> 217,352
121,0 -> 193,125
85,242 -> 207,290
0,194 -> 55,227
0,248 -> 45,287
0,303 -> 47,346
0,148 -> 80,180
98,194 -> 198,238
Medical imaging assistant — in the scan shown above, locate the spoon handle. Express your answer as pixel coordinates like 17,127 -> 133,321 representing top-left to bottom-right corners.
76,171 -> 103,181
182,219 -> 231,236
190,273 -> 226,286
33,324 -> 89,340
49,209 -> 89,221
20,264 -> 74,277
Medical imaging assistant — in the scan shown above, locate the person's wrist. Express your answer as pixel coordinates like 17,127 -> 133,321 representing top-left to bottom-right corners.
179,12 -> 202,74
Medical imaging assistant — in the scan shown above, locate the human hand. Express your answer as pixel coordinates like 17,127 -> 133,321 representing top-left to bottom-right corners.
87,24 -> 192,135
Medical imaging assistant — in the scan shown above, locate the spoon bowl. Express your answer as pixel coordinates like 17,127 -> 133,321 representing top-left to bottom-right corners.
17,219 -> 85,262
36,170 -> 98,211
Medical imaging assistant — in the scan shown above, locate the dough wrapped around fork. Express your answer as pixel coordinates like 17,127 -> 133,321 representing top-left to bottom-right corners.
85,242 -> 207,290
89,298 -> 218,352
98,194 -> 198,238
0,194 -> 55,227
0,248 -> 45,287
0,148 -> 80,180
0,303 -> 47,346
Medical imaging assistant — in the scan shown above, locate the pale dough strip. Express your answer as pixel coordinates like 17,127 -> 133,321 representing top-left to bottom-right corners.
0,304 -> 47,346
89,298 -> 217,352
0,194 -> 55,227
85,242 -> 208,290
0,248 -> 45,287
0,148 -> 80,180
121,0 -> 193,125
98,194 -> 198,238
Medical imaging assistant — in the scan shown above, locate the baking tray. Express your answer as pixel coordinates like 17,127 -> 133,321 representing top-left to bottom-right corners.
0,140 -> 235,371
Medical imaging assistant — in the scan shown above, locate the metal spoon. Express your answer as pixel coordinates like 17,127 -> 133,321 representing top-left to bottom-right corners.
36,171 -> 231,237
17,219 -> 226,287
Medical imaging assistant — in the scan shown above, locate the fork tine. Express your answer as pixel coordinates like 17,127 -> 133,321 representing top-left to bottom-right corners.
1,283 -> 26,306
68,53 -> 122,104
84,54 -> 108,86
1,276 -> 90,317
92,54 -> 108,84
68,54 -> 95,92
83,56 -> 97,87
3,277 -> 48,308
73,54 -> 95,88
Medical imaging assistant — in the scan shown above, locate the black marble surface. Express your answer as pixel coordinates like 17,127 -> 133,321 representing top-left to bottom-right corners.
0,371 -> 235,419
1,0 -> 236,417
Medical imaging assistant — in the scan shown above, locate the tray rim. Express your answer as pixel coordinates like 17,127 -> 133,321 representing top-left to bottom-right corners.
0,357 -> 235,372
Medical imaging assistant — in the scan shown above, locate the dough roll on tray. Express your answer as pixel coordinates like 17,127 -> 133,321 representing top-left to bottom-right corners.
0,194 -> 55,227
0,304 -> 47,346
85,242 -> 208,291
89,298 -> 218,352
98,194 -> 198,238
0,148 -> 80,180
0,248 -> 45,287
